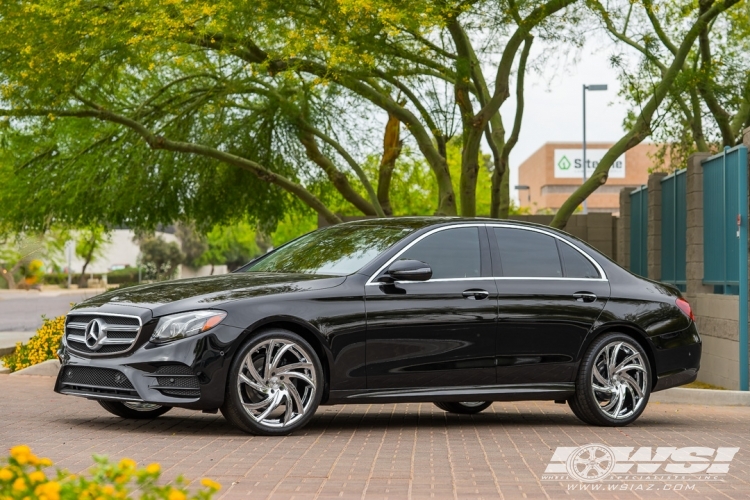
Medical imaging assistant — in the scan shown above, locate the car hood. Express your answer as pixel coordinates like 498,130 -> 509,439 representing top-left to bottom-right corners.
73,272 -> 347,315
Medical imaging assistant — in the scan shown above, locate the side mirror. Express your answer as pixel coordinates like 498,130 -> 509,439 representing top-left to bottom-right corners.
385,259 -> 432,282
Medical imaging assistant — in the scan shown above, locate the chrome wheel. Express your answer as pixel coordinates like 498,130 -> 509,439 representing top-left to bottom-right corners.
123,402 -> 162,412
591,340 -> 648,420
459,401 -> 486,407
236,338 -> 317,428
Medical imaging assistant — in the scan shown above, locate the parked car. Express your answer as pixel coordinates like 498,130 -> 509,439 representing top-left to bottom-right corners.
55,218 -> 701,435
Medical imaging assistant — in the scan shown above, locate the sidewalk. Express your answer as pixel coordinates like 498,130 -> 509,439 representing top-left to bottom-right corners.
0,331 -> 36,356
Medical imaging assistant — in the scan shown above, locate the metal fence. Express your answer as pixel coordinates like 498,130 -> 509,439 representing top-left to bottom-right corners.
661,170 -> 687,291
702,146 -> 749,295
629,185 -> 648,277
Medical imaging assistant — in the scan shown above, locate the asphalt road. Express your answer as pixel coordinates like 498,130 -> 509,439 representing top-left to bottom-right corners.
0,289 -> 104,332
1,375 -> 749,499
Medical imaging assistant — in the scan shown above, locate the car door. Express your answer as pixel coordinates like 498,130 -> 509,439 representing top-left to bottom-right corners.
489,226 -> 610,385
365,225 -> 499,389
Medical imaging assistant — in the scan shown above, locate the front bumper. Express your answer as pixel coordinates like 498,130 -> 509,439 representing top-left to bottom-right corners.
55,324 -> 245,410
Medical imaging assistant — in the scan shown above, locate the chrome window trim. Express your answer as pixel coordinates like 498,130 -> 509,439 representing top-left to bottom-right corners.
487,223 -> 608,282
365,223 -> 608,286
65,312 -> 143,357
365,224 -> 486,286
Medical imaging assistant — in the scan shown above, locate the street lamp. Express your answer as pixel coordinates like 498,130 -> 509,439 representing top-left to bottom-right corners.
582,84 -> 608,214
515,185 -> 530,205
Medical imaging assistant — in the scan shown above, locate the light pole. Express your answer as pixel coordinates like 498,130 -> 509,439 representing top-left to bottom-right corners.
514,185 -> 531,206
582,84 -> 608,214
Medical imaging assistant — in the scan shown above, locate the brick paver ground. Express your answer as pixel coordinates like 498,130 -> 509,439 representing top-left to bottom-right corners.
1,375 -> 749,499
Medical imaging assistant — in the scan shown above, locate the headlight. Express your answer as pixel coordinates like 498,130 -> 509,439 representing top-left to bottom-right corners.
151,310 -> 227,343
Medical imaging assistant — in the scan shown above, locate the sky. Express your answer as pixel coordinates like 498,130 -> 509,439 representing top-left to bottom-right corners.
501,40 -> 631,203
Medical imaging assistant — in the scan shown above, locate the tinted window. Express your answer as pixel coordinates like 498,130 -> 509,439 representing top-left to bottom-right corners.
399,227 -> 481,279
245,225 -> 412,275
559,241 -> 600,278
494,228 -> 562,278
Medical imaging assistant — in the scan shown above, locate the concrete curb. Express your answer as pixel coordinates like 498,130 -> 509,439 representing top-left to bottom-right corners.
651,387 -> 750,406
9,359 -> 60,377
0,346 -> 13,357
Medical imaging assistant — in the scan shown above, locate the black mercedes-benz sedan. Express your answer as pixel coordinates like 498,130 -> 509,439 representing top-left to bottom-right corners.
55,218 -> 701,435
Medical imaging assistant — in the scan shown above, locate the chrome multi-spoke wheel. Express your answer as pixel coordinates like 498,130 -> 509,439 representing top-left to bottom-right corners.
98,401 -> 171,419
237,339 -> 317,427
434,401 -> 492,414
222,330 -> 323,435
123,402 -> 163,412
591,341 -> 648,419
569,333 -> 651,426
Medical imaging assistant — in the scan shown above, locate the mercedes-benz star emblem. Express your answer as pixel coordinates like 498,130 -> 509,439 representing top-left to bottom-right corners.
84,318 -> 108,351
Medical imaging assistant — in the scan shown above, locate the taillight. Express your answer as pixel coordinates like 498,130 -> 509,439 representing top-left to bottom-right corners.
675,298 -> 694,321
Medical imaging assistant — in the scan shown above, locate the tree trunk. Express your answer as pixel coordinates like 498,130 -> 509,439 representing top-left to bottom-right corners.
377,110 -> 403,216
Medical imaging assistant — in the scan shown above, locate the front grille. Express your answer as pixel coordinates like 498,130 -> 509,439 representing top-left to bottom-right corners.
60,366 -> 139,397
147,365 -> 200,398
65,313 -> 141,356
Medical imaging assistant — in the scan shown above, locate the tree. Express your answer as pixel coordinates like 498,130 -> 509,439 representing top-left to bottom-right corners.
138,237 -> 185,281
0,0 -> 581,232
198,223 -> 261,273
75,226 -> 110,287
0,237 -> 44,289
550,0 -> 742,229
175,223 -> 209,268
598,0 -> 750,171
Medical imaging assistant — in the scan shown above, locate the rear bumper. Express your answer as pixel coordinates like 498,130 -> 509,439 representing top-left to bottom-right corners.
651,322 -> 702,393
54,324 -> 245,410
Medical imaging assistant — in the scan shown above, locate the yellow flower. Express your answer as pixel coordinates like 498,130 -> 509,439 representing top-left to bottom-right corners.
35,481 -> 61,500
145,463 -> 160,474
118,458 -> 136,470
168,489 -> 186,500
28,470 -> 46,483
200,478 -> 221,491
0,468 -> 13,481
12,477 -> 26,491
39,458 -> 53,468
102,485 -> 115,495
10,445 -> 31,463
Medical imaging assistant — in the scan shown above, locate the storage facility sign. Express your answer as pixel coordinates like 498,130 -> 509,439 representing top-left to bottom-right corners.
554,149 -> 626,179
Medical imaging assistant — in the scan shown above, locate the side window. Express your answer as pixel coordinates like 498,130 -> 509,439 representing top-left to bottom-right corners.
559,241 -> 600,279
399,227 -> 481,279
494,228 -> 562,278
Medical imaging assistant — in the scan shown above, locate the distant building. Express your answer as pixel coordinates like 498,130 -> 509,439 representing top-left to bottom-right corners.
517,142 -> 657,214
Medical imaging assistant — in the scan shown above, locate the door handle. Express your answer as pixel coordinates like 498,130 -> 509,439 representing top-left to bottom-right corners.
573,292 -> 597,303
463,289 -> 490,300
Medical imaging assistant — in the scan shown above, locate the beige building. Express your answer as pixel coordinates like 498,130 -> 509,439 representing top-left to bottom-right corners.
517,142 -> 657,214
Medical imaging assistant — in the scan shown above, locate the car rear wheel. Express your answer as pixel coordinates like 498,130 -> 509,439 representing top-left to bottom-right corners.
221,329 -> 323,436
568,333 -> 651,426
98,401 -> 172,419
434,401 -> 492,414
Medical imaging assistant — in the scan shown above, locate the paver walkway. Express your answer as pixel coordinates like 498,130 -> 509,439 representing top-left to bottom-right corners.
1,375 -> 749,499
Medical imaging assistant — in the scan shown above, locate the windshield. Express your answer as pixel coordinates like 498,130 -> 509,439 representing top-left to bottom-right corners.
244,224 -> 413,275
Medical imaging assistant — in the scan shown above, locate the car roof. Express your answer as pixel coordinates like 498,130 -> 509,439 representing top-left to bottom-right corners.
337,216 -> 558,232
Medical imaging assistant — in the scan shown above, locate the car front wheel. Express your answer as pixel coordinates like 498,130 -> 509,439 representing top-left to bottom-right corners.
568,333 -> 651,426
221,329 -> 323,436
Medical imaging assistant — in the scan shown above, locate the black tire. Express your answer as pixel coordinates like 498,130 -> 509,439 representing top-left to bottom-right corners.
434,401 -> 492,414
221,329 -> 324,436
568,332 -> 651,426
98,401 -> 171,419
